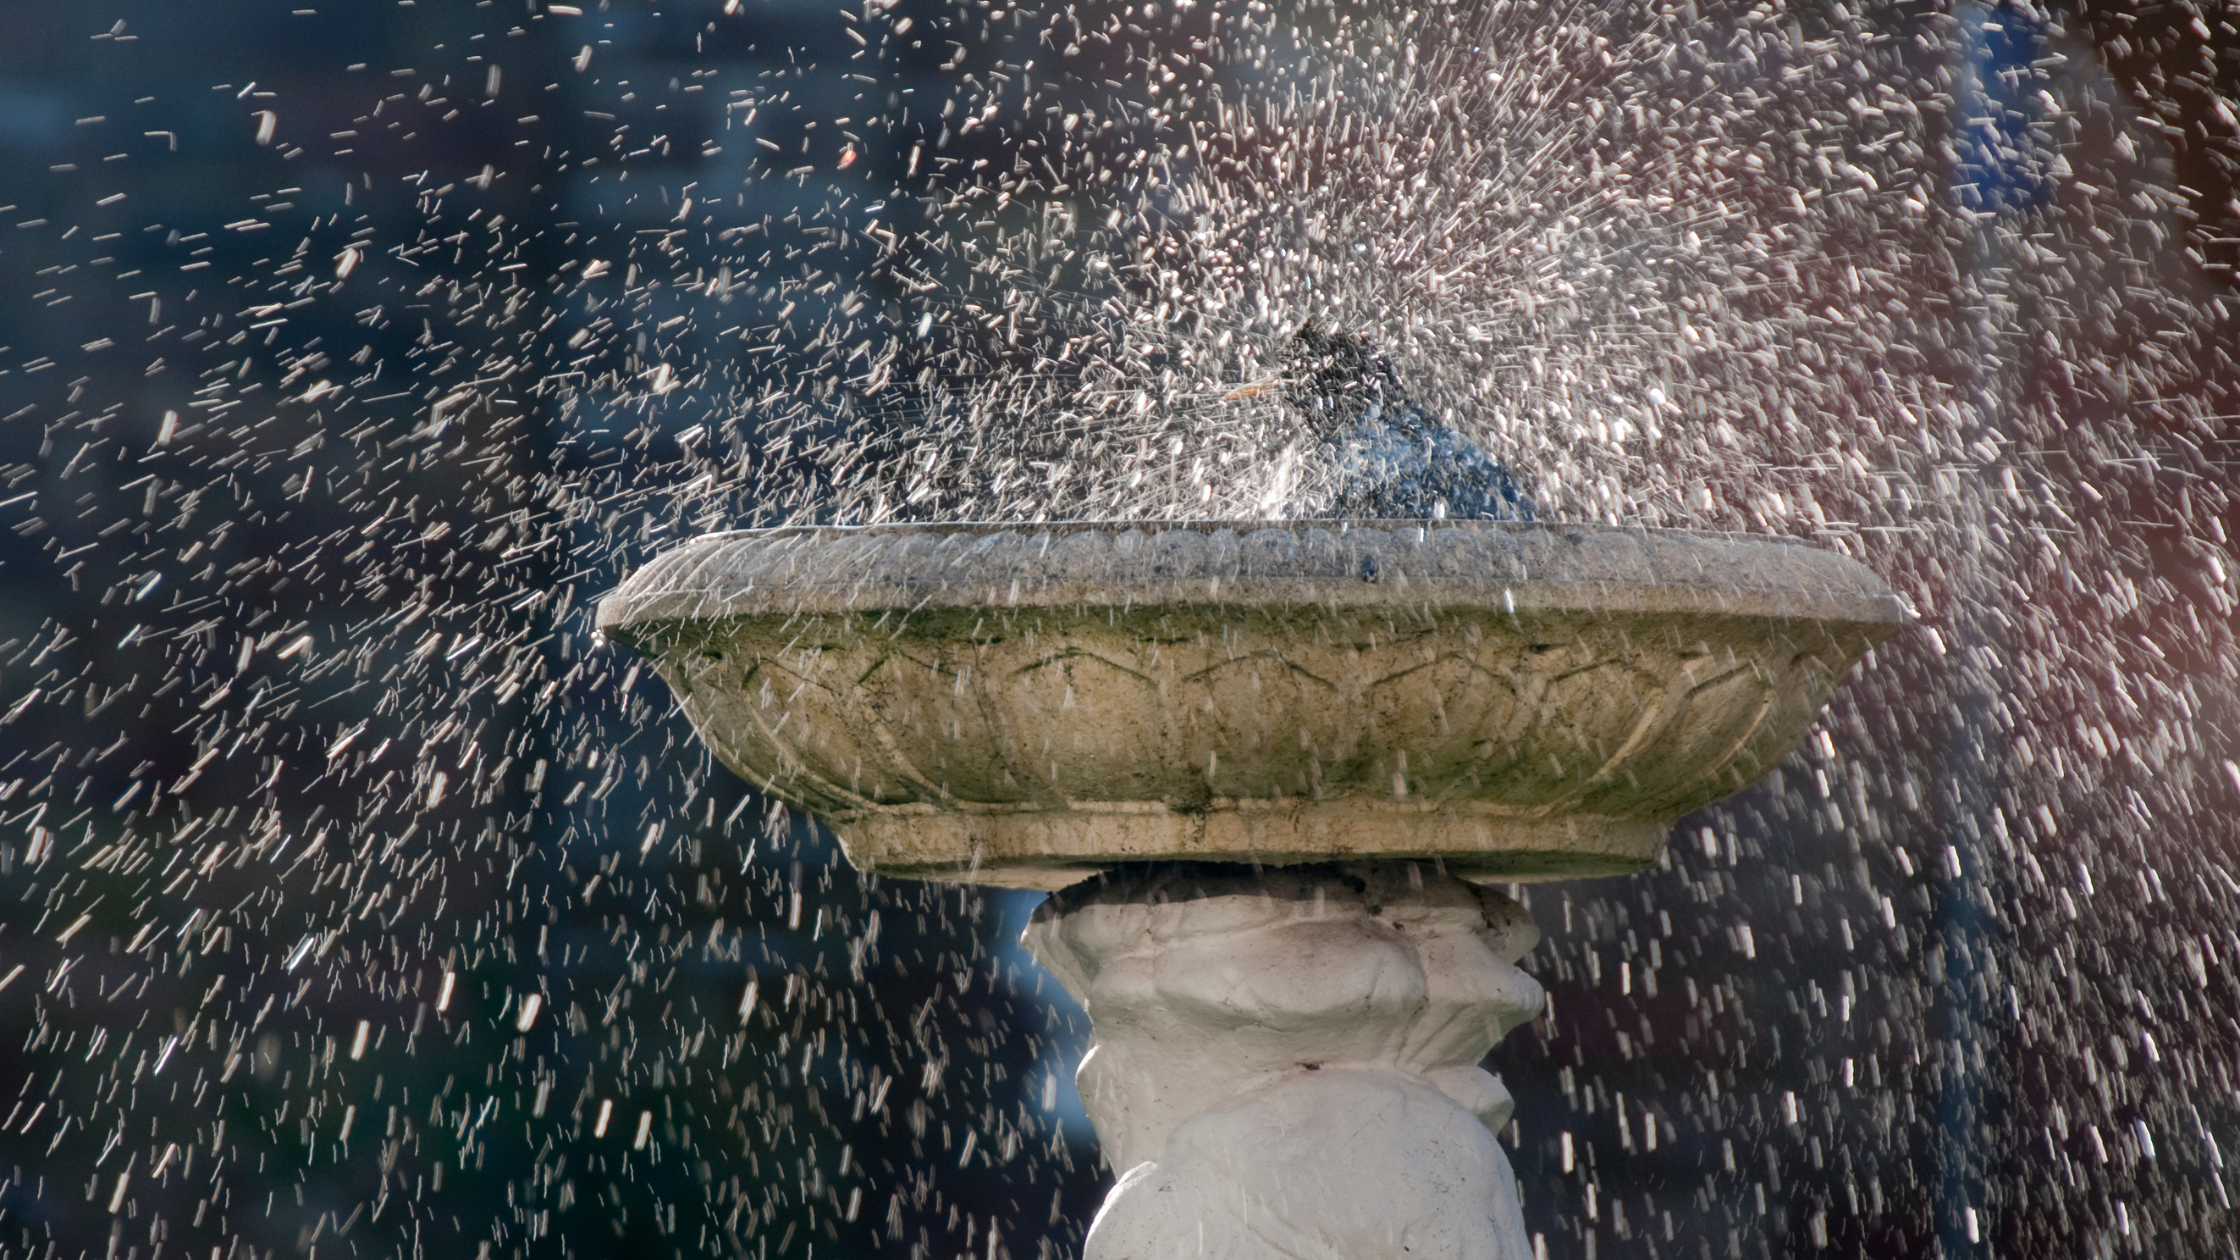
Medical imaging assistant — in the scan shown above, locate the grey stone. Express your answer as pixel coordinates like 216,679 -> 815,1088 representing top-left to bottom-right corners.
598,520 -> 1905,888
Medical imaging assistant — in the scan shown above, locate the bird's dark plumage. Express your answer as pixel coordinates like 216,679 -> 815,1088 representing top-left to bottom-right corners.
1273,326 -> 1534,522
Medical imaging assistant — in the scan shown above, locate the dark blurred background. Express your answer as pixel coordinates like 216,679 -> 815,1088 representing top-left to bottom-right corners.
0,6 -> 1122,1260
0,3 -> 2234,1260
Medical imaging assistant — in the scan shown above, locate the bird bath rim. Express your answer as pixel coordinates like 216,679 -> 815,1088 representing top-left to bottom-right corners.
594,517 -> 1910,626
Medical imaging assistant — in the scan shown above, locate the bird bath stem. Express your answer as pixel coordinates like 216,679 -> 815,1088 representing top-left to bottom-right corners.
599,520 -> 1904,1259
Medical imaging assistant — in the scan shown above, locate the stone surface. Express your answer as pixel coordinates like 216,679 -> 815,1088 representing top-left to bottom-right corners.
1022,863 -> 1545,1260
597,520 -> 1906,888
599,521 -> 1907,1260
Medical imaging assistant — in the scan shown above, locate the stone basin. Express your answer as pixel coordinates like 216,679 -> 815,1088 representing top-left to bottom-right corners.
595,520 -> 1906,889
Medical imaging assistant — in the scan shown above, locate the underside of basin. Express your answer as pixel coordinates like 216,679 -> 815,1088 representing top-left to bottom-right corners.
597,520 -> 1906,889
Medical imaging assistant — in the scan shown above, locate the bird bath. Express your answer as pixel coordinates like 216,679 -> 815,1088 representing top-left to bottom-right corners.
598,519 -> 1905,1259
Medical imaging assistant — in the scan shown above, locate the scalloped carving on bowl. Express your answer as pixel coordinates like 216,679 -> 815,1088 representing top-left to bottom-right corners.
597,521 -> 1906,889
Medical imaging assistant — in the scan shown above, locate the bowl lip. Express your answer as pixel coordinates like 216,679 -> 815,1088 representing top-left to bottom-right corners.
666,517 -> 1835,547
595,517 -> 1913,641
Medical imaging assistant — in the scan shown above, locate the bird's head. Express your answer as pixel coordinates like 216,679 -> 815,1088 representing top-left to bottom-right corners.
1222,324 -> 1400,438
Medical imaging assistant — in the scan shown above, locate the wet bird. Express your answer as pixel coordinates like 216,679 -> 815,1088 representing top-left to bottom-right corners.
1238,325 -> 1534,521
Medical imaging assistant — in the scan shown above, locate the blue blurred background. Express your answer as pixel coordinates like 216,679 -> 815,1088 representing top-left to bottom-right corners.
0,3 -> 2234,1260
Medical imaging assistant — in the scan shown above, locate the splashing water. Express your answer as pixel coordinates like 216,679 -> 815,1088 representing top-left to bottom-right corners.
0,1 -> 2236,1259
1255,323 -> 1538,518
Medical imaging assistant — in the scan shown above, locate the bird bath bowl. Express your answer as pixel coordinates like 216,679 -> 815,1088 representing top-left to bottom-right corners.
596,520 -> 1904,886
598,520 -> 1905,1259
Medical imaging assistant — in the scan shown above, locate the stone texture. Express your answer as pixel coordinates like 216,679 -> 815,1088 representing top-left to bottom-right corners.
1022,864 -> 1545,1260
599,520 -> 1907,1260
597,521 -> 1906,888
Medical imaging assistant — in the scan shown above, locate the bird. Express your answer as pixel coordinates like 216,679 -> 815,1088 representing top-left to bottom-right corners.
1234,324 -> 1534,522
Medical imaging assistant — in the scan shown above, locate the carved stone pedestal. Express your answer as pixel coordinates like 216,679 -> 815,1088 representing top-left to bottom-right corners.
597,520 -> 1905,1260
1023,864 -> 1546,1260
